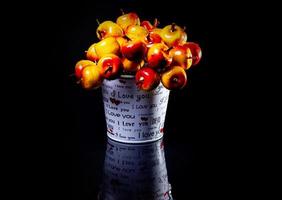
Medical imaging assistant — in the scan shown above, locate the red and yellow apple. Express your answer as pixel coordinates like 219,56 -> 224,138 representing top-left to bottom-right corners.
121,39 -> 147,61
116,12 -> 140,31
135,67 -> 160,91
147,43 -> 171,69
169,45 -> 193,70
183,42 -> 202,65
81,64 -> 103,89
86,44 -> 99,62
160,23 -> 187,47
75,60 -> 95,79
161,66 -> 187,90
96,21 -> 123,40
122,58 -> 144,73
125,25 -> 149,42
98,54 -> 122,80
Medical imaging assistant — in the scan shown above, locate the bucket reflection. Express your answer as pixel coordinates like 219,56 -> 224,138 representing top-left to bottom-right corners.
98,137 -> 173,200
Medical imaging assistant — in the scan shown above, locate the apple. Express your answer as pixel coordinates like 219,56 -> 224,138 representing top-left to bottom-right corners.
146,31 -> 162,45
125,25 -> 149,42
121,39 -> 147,61
81,64 -> 103,89
145,27 -> 162,46
86,44 -> 99,62
161,66 -> 187,90
122,58 -> 144,73
93,37 -> 120,59
160,23 -> 187,47
75,60 -> 95,79
183,42 -> 202,65
96,21 -> 123,40
141,18 -> 159,31
141,20 -> 154,31
116,12 -> 140,32
135,67 -> 160,91
169,45 -> 193,70
147,43 -> 171,70
97,54 -> 122,80
115,36 -> 128,47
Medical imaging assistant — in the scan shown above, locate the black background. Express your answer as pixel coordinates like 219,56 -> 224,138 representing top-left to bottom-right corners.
8,0 -> 260,199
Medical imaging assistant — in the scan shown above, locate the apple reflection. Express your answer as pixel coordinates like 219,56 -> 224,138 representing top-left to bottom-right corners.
98,137 -> 173,200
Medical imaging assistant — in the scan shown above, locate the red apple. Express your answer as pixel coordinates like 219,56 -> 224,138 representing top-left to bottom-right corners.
146,31 -> 162,45
97,54 -> 122,80
183,42 -> 202,65
141,18 -> 159,31
161,66 -> 187,90
169,45 -> 193,70
75,60 -> 95,80
121,39 -> 147,61
147,43 -> 172,70
135,67 -> 160,91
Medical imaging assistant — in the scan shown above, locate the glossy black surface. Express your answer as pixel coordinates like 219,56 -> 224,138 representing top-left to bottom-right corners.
49,0 -> 234,199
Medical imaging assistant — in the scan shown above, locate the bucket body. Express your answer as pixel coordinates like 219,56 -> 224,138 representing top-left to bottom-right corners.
101,76 -> 170,143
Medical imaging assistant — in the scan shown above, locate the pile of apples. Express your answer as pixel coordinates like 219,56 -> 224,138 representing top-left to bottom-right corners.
74,11 -> 202,91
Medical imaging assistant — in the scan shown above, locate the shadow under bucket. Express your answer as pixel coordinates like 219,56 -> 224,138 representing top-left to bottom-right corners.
102,75 -> 170,143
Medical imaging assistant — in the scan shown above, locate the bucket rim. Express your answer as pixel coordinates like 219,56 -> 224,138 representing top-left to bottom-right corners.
120,74 -> 135,79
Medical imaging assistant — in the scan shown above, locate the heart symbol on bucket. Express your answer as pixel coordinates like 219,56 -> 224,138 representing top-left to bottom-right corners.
141,117 -> 148,121
110,98 -> 121,105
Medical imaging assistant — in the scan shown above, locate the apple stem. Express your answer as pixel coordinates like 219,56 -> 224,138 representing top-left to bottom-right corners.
146,34 -> 151,42
96,19 -> 100,25
171,23 -> 176,32
124,34 -> 131,41
172,77 -> 178,83
165,47 -> 173,53
76,80 -> 81,84
120,8 -> 125,15
97,30 -> 103,39
104,66 -> 113,74
183,26 -> 186,31
84,50 -> 88,53
154,18 -> 159,27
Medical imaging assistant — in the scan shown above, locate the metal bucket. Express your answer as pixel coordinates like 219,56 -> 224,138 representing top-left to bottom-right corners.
101,75 -> 170,143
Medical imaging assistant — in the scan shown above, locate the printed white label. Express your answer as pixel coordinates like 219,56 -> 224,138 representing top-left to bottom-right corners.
102,78 -> 170,143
